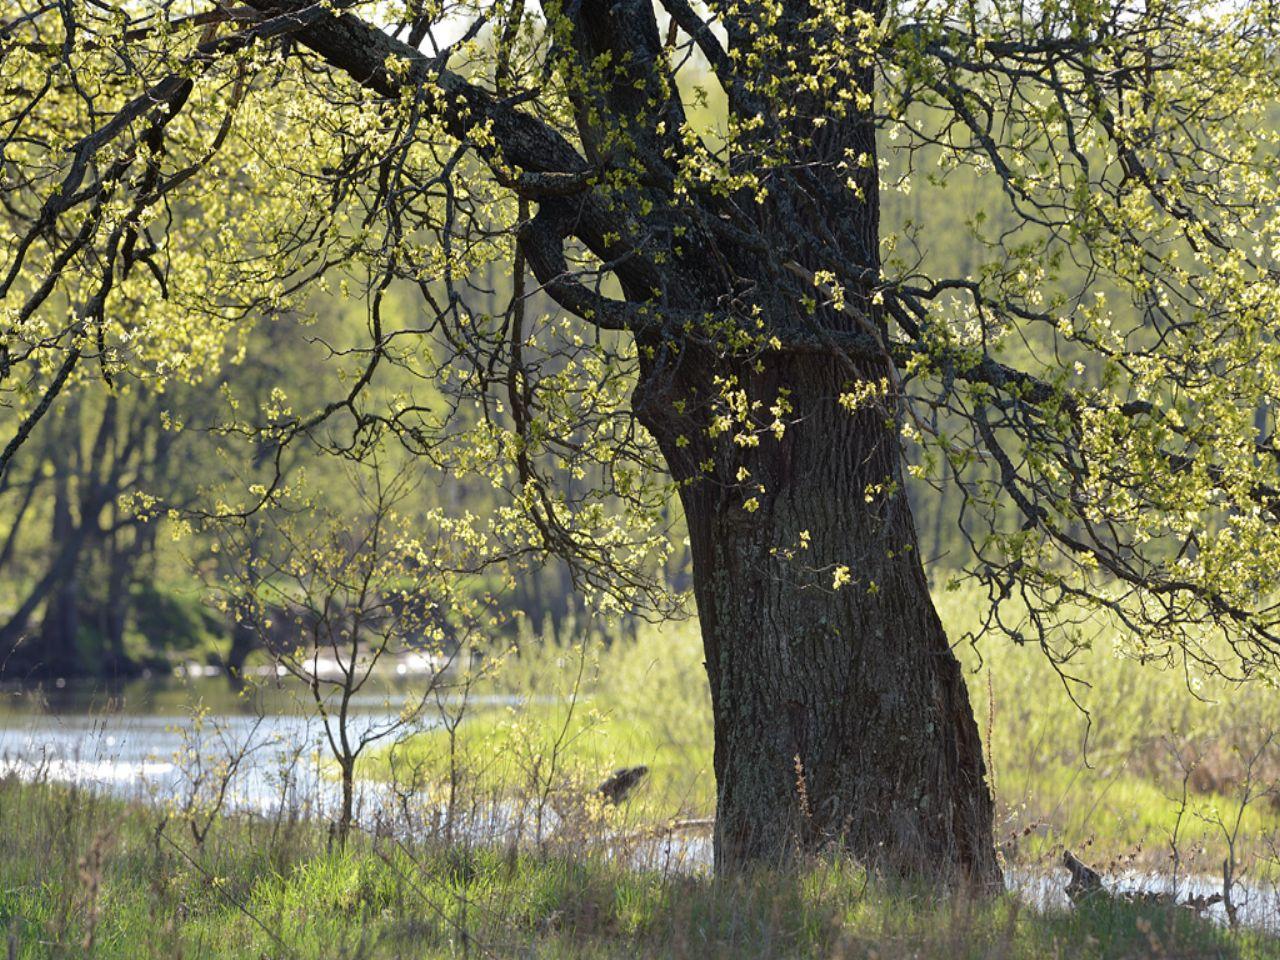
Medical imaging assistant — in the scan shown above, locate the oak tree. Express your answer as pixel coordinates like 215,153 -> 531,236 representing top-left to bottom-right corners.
5,0 -> 1280,882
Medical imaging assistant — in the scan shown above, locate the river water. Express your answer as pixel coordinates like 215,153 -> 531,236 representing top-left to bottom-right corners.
0,676 -> 405,817
0,674 -> 709,869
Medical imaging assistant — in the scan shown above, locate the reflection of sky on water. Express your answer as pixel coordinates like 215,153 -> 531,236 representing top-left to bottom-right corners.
0,709 -> 392,815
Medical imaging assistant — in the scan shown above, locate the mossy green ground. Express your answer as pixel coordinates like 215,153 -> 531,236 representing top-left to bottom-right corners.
1,777 -> 1274,959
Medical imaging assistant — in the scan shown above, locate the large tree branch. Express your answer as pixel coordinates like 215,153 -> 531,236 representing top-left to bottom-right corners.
246,2 -> 587,175
245,1 -> 675,324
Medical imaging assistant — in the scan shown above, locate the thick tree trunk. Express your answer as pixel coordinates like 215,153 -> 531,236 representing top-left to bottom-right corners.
639,352 -> 1000,884
0,520 -> 90,671
100,523 -> 144,679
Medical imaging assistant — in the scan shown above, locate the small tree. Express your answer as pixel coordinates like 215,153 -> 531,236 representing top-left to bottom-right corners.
215,460 -> 480,843
164,704 -> 265,850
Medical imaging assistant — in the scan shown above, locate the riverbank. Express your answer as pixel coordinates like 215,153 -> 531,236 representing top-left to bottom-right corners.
5,586 -> 1280,953
2,777 -> 1275,959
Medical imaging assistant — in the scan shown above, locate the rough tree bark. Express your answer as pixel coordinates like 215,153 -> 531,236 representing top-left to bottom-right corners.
634,0 -> 998,878
639,355 -> 999,880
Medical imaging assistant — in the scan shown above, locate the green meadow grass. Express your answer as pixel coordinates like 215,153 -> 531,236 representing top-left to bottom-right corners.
1,777 -> 1274,959
364,623 -> 716,824
7,584 -> 1280,955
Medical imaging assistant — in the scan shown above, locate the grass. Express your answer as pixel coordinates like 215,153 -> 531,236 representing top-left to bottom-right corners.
366,700 -> 713,820
1,777 -> 1275,959
365,625 -> 716,824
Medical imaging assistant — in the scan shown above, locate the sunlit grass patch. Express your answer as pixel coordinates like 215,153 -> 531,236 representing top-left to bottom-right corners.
368,698 -> 714,823
368,616 -> 716,825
